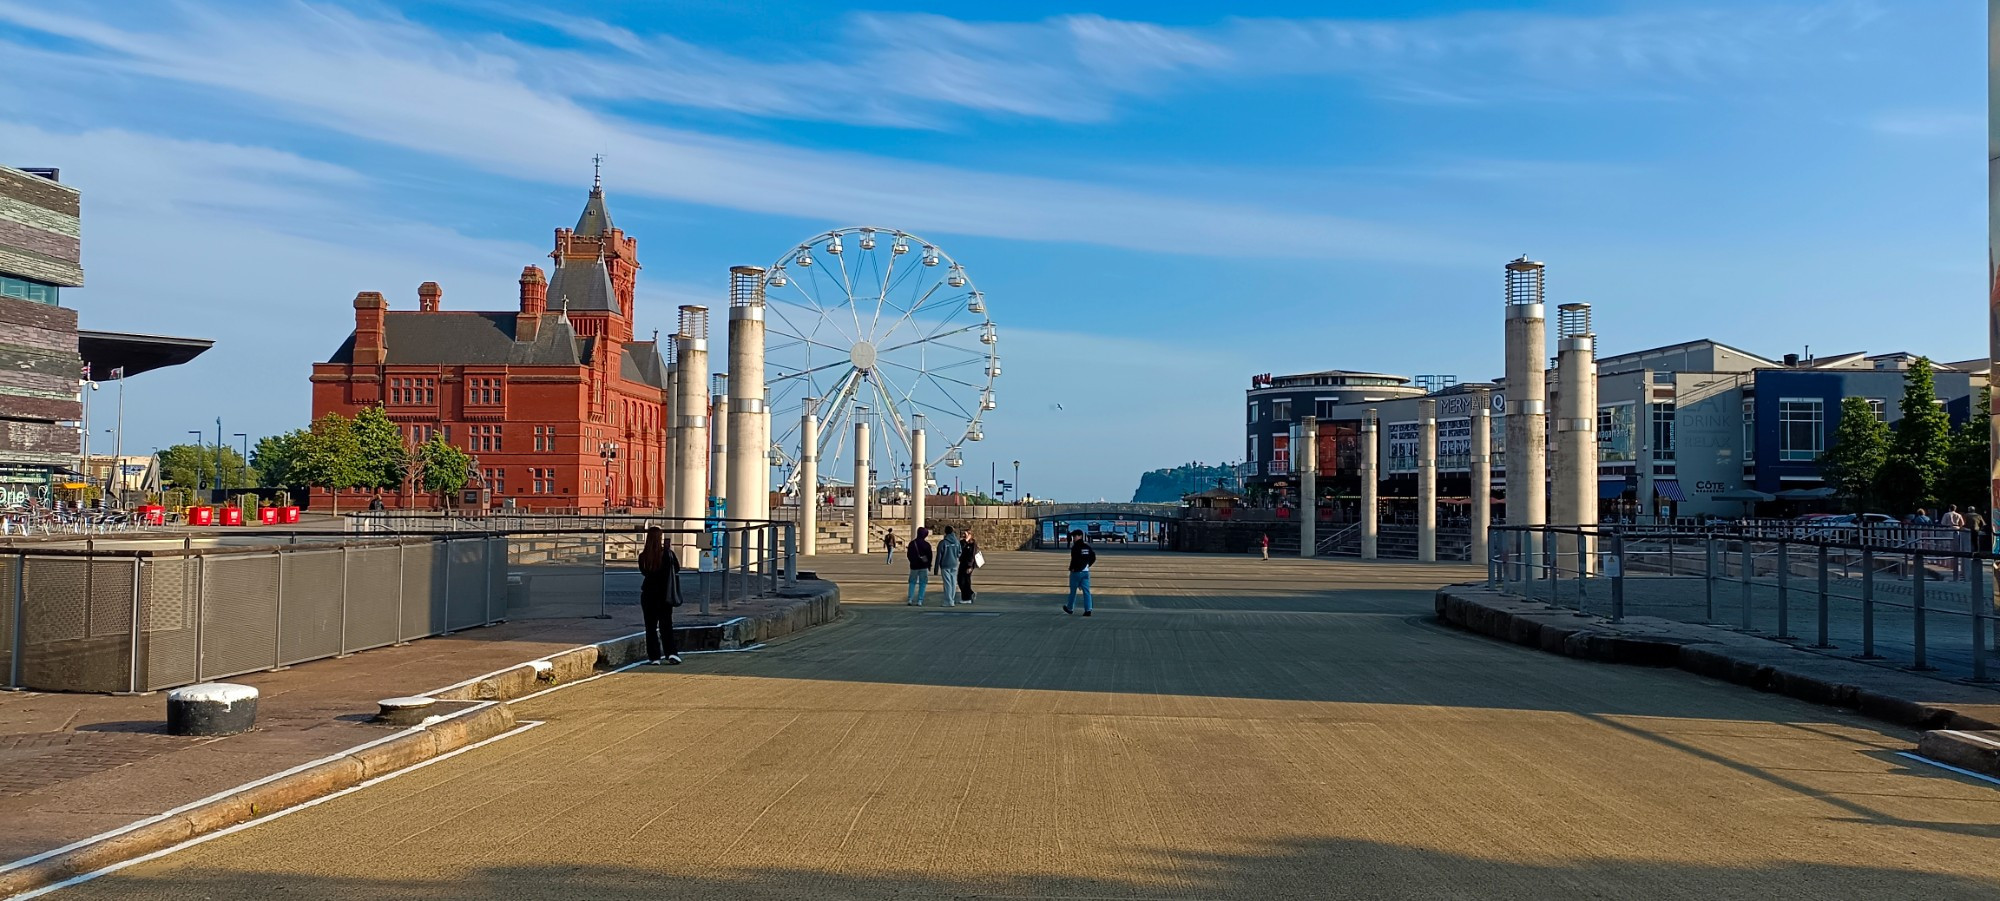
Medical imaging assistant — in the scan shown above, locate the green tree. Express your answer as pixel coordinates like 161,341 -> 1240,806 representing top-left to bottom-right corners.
351,406 -> 409,494
1819,396 -> 1888,512
415,434 -> 473,506
156,443 -> 253,494
1877,357 -> 1951,514
252,430 -> 307,489
294,412 -> 365,512
1939,387 -> 1991,516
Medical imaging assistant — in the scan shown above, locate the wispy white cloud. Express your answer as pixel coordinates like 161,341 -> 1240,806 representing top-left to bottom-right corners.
0,1 -> 1492,263
459,2 -> 1883,125
1868,110 -> 1983,137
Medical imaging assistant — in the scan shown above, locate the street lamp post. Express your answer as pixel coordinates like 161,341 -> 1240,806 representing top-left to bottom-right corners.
1013,460 -> 1020,504
234,433 -> 249,498
187,430 -> 204,499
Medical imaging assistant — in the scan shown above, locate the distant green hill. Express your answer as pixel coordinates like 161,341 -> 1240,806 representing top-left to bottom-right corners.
1130,462 -> 1238,504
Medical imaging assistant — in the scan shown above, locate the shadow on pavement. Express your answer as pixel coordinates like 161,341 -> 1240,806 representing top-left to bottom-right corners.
60,837 -> 2000,900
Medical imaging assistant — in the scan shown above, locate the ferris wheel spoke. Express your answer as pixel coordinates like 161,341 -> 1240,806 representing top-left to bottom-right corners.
921,372 -> 979,419
874,276 -> 951,347
779,275 -> 856,345
769,357 -> 855,385
831,248 -> 866,342
882,359 -> 984,392
877,323 -> 983,356
870,248 -> 898,338
768,292 -> 847,348
906,392 -> 974,426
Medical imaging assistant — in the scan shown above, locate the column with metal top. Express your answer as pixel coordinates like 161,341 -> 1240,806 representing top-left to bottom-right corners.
1417,399 -> 1437,562
852,421 -> 870,554
799,401 -> 818,555
672,306 -> 710,564
1553,302 -> 1596,574
726,266 -> 767,563
1470,387 -> 1492,563
911,428 -> 927,533
1360,409 -> 1379,560
1299,415 -> 1318,558
1504,256 -> 1549,576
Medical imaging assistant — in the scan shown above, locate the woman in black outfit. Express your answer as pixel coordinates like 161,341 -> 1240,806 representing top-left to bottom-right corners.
957,531 -> 978,603
637,526 -> 683,665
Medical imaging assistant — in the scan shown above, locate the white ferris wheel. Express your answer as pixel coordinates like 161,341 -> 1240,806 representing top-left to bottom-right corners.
763,227 -> 998,495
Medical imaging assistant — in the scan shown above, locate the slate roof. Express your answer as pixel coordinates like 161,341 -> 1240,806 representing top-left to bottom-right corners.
546,258 -> 619,312
324,312 -> 582,366
620,341 -> 667,389
574,187 -> 613,237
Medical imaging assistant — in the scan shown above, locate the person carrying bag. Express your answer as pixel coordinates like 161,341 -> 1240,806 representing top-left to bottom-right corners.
637,526 -> 683,665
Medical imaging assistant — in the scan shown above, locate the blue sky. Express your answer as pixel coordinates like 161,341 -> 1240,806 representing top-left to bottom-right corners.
0,0 -> 1983,501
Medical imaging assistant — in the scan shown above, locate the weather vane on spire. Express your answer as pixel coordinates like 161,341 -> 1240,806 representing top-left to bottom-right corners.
592,154 -> 604,191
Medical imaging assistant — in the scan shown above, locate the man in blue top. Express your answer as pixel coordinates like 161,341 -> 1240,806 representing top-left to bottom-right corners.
1063,529 -> 1096,617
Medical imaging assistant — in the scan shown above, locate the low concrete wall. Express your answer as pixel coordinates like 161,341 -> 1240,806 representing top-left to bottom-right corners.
1434,583 -> 2000,733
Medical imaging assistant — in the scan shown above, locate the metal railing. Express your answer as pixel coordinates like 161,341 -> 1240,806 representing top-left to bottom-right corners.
3,517 -> 798,694
1488,525 -> 1997,682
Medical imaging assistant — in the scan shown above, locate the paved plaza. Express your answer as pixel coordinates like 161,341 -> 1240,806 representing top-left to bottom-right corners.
39,550 -> 2000,899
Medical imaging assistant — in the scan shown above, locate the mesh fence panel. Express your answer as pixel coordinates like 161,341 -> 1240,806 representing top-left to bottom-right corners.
445,538 -> 487,631
344,545 -> 403,652
200,554 -> 280,680
279,549 -> 344,665
0,555 -> 15,688
401,543 -> 441,640
141,557 -> 200,690
20,557 -> 134,692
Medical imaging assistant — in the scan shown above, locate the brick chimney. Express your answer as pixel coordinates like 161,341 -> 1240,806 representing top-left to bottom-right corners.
417,281 -> 442,312
353,291 -> 387,366
517,266 -> 546,343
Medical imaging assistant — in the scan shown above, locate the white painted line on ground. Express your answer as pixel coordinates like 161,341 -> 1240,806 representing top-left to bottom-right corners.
6,721 -> 548,900
1895,751 -> 2000,788
0,701 -> 499,878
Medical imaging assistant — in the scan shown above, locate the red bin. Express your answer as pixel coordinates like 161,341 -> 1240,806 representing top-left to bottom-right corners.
220,506 -> 244,526
281,506 -> 300,524
188,506 -> 213,526
138,504 -> 166,525
258,507 -> 280,524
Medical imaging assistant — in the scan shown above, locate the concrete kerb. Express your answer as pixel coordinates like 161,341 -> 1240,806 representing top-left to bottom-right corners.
0,579 -> 843,900
1434,582 -> 2000,777
0,702 -> 515,899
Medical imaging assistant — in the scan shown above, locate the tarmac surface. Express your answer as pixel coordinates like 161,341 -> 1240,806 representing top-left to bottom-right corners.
39,549 -> 2000,899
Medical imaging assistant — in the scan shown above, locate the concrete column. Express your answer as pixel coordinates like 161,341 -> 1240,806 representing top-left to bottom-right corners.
662,346 -> 678,516
673,307 -> 709,563
727,266 -> 767,534
1636,368 -> 1656,522
1418,399 -> 1437,563
799,405 -> 817,555
1470,388 -> 1492,563
852,421 -> 870,554
1555,303 -> 1596,573
710,389 -> 729,514
1504,257 -> 1548,530
1360,409 -> 1379,560
911,428 -> 927,533
1300,416 -> 1318,558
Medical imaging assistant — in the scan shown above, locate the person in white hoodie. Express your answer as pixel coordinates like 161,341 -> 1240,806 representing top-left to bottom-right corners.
934,525 -> 963,607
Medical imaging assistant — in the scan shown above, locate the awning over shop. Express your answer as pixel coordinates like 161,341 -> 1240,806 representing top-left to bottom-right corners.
1654,479 -> 1687,503
1598,477 -> 1627,499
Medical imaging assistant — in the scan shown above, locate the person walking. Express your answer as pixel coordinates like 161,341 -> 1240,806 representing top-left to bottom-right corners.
958,530 -> 979,603
1943,504 -> 1966,530
906,526 -> 933,605
935,525 -> 963,607
1063,529 -> 1096,616
636,526 -> 682,665
1261,532 -> 1270,561
884,529 -> 897,564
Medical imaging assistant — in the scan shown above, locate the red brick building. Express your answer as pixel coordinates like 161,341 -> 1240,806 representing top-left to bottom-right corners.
310,183 -> 670,511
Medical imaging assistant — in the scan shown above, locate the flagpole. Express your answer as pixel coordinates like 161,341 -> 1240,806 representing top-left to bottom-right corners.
114,371 -> 125,506
79,364 -> 90,503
